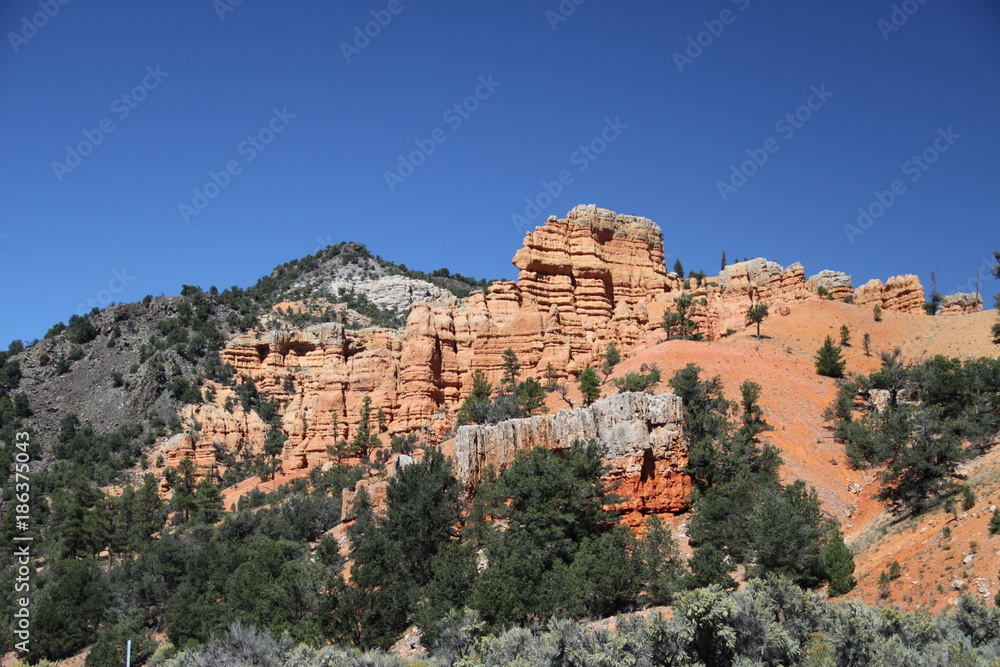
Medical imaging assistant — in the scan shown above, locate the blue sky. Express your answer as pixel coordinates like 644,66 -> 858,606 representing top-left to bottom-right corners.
1,0 -> 998,346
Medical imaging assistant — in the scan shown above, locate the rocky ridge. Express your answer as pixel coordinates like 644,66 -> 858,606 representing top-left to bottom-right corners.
176,206 -> 939,486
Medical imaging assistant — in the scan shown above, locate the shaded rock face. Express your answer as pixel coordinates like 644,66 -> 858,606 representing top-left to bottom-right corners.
454,392 -> 690,524
939,292 -> 983,315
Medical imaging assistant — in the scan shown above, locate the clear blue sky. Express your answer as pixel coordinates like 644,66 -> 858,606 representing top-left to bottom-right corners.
2,1 -> 998,346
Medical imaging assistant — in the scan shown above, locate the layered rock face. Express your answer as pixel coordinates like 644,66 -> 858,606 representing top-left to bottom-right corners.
454,392 -> 690,523
188,207 -> 671,474
691,260 -> 925,339
175,207 -> 932,483
852,276 -> 925,313
939,292 -> 983,315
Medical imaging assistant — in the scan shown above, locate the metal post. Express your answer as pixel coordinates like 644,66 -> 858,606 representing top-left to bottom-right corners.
126,639 -> 131,667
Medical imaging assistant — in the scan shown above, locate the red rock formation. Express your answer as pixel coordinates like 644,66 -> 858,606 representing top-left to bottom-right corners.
852,275 -> 925,314
167,208 -> 935,487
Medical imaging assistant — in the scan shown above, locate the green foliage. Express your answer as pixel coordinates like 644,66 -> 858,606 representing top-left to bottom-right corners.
874,303 -> 883,321
990,508 -> 1000,536
828,354 -> 1000,516
673,259 -> 684,278
634,515 -> 685,604
499,348 -> 521,396
815,335 -> 846,378
839,324 -> 851,347
863,332 -> 872,356
456,369 -> 492,426
822,523 -> 856,596
470,441 -> 621,627
577,367 -> 601,406
601,341 -> 621,376
612,363 -> 661,394
661,293 -> 701,340
456,355 -> 549,426
747,302 -> 769,338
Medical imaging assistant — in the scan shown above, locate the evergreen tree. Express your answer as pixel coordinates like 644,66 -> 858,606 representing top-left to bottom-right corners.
192,477 -> 224,524
721,250 -> 727,272
351,395 -> 377,462
499,348 -> 521,396
167,456 -> 198,524
822,523 -> 856,596
686,543 -> 736,590
673,259 -> 685,278
815,336 -> 846,378
873,303 -> 883,322
456,369 -> 492,425
661,293 -> 700,340
578,368 -> 601,406
635,514 -> 685,604
602,341 -> 621,376
543,363 -> 559,392
516,377 -> 547,416
612,363 -> 661,393
863,332 -> 872,356
747,302 -> 769,338
840,324 -> 852,347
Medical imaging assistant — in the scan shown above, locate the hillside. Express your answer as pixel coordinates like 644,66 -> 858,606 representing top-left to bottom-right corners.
1,205 -> 998,665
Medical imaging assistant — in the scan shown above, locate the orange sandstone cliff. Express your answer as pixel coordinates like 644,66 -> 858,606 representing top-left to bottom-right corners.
169,205 -> 930,495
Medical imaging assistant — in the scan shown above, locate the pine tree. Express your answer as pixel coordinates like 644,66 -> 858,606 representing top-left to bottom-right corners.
873,303 -> 883,322
543,363 -> 559,392
602,341 -> 621,376
499,349 -> 521,396
168,456 -> 198,523
747,302 -> 769,339
661,293 -> 699,340
456,369 -> 492,426
840,324 -> 851,347
516,377 -> 547,416
862,332 -> 872,356
673,259 -> 684,278
721,250 -> 727,272
578,368 -> 601,406
822,523 -> 856,596
815,336 -> 846,378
